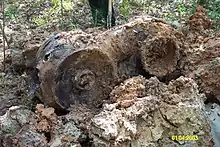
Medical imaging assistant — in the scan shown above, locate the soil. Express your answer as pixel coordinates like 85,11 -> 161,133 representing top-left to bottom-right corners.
1,3 -> 220,147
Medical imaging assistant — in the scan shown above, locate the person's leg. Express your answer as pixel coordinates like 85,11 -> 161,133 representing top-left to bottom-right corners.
89,0 -> 116,27
105,1 -> 116,27
88,0 -> 106,26
111,6 -> 116,26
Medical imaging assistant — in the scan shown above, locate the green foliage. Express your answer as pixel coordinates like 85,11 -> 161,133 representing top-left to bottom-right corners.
3,0 -> 220,32
209,11 -> 220,19
165,0 -> 220,32
4,4 -> 19,20
196,0 -> 220,19
51,0 -> 60,9
194,0 -> 220,31
177,3 -> 185,14
32,17 -> 47,27
120,0 -> 130,17
51,0 -> 73,11
28,0 -> 74,29
62,0 -> 73,10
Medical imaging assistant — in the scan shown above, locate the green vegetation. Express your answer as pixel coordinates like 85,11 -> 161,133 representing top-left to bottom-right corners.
2,0 -> 220,32
120,0 -> 130,18
196,0 -> 220,31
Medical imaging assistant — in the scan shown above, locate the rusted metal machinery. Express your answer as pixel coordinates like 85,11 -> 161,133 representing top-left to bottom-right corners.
34,16 -> 184,110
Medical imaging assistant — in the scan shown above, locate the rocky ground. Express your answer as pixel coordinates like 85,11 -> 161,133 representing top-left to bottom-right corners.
0,1 -> 220,147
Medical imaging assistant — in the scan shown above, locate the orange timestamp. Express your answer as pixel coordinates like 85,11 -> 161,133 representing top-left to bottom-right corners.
171,135 -> 198,141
